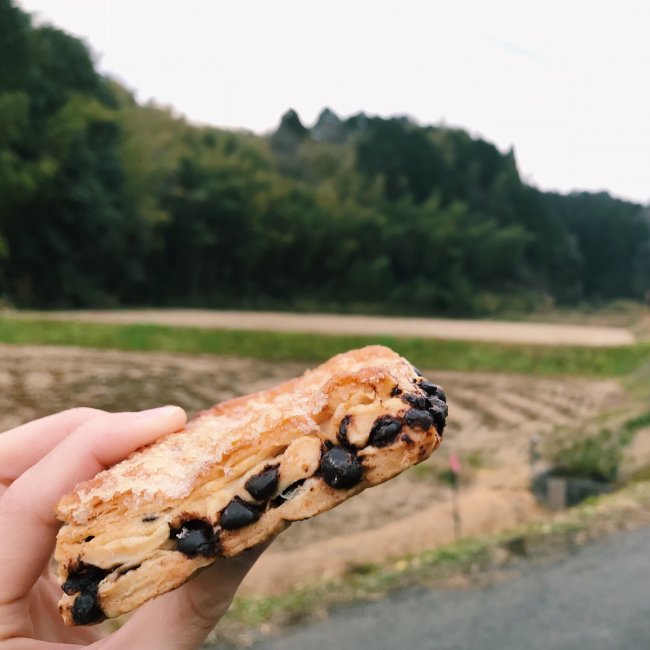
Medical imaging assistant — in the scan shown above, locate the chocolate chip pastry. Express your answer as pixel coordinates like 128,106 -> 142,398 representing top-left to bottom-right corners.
54,345 -> 448,625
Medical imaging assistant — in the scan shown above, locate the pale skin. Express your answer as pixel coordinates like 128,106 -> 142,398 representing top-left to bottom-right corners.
0,407 -> 268,649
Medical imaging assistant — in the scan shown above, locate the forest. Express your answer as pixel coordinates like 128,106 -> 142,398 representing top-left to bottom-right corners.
1,0 -> 649,315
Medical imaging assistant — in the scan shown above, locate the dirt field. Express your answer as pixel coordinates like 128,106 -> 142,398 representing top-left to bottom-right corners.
0,344 -> 625,595
11,309 -> 636,346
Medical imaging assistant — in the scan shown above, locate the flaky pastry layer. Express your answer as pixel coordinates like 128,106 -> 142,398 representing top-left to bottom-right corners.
54,346 -> 448,625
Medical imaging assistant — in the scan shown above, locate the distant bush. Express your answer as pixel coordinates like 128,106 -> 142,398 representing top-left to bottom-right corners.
549,429 -> 630,483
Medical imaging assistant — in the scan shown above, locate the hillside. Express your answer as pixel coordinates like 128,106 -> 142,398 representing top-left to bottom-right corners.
1,0 -> 649,315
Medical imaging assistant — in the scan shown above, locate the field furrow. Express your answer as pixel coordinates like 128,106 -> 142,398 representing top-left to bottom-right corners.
0,344 -> 627,595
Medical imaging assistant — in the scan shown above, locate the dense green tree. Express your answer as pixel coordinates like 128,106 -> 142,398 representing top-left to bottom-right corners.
0,1 -> 30,88
545,192 -> 650,301
0,0 -> 142,305
0,0 -> 648,315
355,118 -> 447,203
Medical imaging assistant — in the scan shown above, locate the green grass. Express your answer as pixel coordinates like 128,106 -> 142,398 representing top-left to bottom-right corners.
1,317 -> 649,376
622,410 -> 650,434
227,537 -> 494,628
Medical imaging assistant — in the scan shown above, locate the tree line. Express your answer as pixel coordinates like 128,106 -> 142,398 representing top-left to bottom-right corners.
1,0 -> 649,315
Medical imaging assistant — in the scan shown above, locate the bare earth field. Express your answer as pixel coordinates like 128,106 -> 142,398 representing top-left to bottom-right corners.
0,344 -> 625,596
11,309 -> 636,346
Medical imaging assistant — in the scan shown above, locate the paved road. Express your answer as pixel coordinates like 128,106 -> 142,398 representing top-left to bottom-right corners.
235,526 -> 650,650
8,309 -> 635,346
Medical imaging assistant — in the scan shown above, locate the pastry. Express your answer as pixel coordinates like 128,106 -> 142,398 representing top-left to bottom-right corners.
54,345 -> 448,625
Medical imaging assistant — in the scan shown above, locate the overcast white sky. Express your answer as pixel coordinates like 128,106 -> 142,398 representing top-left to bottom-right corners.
17,0 -> 650,204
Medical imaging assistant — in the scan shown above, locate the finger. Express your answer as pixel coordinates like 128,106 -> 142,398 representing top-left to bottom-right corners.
0,406 -> 187,605
0,640 -> 83,649
107,542 -> 271,650
0,408 -> 106,485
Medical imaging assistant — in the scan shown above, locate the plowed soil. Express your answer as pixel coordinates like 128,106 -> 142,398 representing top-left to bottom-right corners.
0,345 -> 624,595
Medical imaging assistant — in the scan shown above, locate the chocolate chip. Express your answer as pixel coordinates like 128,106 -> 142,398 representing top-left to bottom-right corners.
142,514 -> 159,522
368,415 -> 403,448
83,536 -> 94,543
64,562 -> 109,625
320,447 -> 363,489
405,408 -> 434,430
245,466 -> 279,501
220,497 -> 261,530
428,396 -> 449,417
72,591 -> 104,625
170,519 -> 218,557
337,415 -> 352,445
390,385 -> 403,397
427,397 -> 447,433
419,380 -> 446,403
62,563 -> 110,596
403,393 -> 429,410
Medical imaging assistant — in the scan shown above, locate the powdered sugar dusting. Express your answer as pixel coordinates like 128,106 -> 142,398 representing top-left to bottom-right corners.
58,346 -> 407,524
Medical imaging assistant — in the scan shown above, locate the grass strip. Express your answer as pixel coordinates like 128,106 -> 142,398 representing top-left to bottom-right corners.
1,317 -> 649,377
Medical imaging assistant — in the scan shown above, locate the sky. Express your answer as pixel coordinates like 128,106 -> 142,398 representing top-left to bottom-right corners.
17,0 -> 650,204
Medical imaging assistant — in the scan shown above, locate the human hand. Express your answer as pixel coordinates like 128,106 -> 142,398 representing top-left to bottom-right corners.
0,407 -> 267,649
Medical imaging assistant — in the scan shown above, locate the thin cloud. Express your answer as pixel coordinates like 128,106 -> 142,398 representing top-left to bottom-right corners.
489,38 -> 544,63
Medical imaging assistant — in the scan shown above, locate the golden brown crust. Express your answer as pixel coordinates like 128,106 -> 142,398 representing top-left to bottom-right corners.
54,345 -> 448,625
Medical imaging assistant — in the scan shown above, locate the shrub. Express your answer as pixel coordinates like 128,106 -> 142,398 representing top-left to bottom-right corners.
549,429 -> 625,483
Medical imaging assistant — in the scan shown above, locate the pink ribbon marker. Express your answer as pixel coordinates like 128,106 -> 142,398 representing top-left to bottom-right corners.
449,451 -> 461,475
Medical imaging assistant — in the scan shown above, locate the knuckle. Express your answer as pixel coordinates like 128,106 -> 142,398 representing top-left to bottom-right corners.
0,483 -> 22,513
0,485 -> 56,531
63,406 -> 105,421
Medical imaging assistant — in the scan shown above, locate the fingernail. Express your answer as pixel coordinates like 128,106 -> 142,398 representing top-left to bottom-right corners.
135,405 -> 182,419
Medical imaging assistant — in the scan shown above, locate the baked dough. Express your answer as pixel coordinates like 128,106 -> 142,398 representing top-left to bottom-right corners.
54,345 -> 447,625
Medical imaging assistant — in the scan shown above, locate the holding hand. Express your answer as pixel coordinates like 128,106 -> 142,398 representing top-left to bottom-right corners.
0,407 -> 266,649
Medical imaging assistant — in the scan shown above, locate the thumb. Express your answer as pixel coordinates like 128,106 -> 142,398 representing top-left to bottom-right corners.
103,542 -> 270,650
